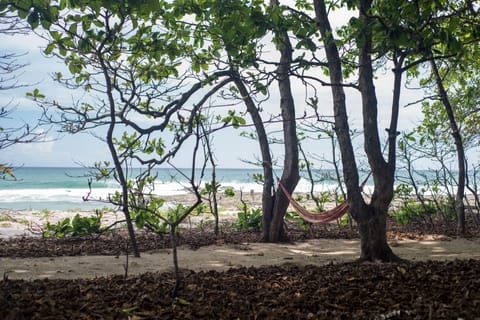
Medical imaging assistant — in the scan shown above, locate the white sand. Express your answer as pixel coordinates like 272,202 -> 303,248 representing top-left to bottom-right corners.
1,193 -> 479,280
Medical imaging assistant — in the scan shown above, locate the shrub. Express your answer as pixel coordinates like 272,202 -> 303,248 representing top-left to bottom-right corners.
44,210 -> 104,237
390,200 -> 437,225
234,207 -> 262,231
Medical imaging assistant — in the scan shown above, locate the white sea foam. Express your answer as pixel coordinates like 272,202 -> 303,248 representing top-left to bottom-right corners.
1,174 -> 459,211
0,179 -> 349,205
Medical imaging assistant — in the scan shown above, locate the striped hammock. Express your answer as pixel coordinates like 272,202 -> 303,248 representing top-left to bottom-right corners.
278,182 -> 349,224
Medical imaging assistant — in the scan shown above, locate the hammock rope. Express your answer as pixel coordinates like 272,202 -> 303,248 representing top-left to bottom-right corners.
278,182 -> 349,223
278,172 -> 372,224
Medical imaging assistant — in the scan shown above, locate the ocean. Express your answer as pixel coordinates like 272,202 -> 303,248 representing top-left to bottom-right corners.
0,167 -> 350,211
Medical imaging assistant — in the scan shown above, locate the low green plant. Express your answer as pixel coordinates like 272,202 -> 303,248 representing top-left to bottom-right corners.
133,201 -> 189,235
390,200 -> 437,225
40,209 -> 53,219
0,215 -> 29,225
234,207 -> 262,231
294,194 -> 304,202
338,212 -> 351,226
223,187 -> 235,197
43,210 -> 104,237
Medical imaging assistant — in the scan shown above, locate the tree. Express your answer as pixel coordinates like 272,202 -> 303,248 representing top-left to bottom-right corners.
310,0 -> 480,261
385,0 -> 480,235
312,0 -> 411,261
264,0 -> 300,242
0,7 -> 42,177
173,0 -> 302,242
8,1 -> 220,259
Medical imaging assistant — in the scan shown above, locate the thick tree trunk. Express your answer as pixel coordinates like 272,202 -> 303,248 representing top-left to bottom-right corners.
268,66 -> 299,242
356,0 -> 399,261
314,0 -> 400,261
357,205 -> 400,262
313,0 -> 362,208
234,65 -> 298,242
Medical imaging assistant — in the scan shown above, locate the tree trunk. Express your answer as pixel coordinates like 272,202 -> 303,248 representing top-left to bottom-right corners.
100,58 -> 140,258
233,1 -> 300,243
266,0 -> 300,242
357,205 -> 400,262
234,67 -> 296,242
232,73 -> 276,240
314,0 -> 400,261
356,0 -> 400,261
313,0 -> 362,208
430,59 -> 466,236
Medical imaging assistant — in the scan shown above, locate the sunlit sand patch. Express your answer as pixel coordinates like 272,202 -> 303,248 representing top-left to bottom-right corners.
11,269 -> 29,273
317,250 -> 357,256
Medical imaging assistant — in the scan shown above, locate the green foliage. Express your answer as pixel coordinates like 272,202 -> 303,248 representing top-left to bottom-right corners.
392,183 -> 457,224
222,110 -> 246,129
43,210 -> 104,237
312,191 -> 331,212
133,205 -> 169,235
251,173 -> 264,184
390,200 -> 437,225
25,88 -> 45,100
338,213 -> 351,226
285,210 -> 310,231
131,186 -> 193,234
200,181 -> 220,196
234,207 -> 262,231
223,187 -> 235,197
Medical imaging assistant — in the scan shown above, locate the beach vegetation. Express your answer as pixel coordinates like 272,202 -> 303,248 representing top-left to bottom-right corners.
199,182 -> 220,233
235,206 -> 263,232
223,188 -> 235,198
43,210 -> 104,238
397,129 -> 480,228
0,214 -> 28,225
39,209 -> 52,219
391,201 -> 437,226
285,210 -> 310,231
2,0 -> 479,285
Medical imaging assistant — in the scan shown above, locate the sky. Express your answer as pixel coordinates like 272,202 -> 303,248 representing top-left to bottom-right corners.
0,9 -> 429,170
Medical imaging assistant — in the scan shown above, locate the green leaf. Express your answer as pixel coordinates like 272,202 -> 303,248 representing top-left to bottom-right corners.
175,297 -> 190,306
27,10 -> 39,29
44,43 -> 55,55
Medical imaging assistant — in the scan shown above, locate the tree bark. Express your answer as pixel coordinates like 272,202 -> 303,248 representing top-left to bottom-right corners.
314,0 -> 400,261
430,59 -> 466,236
266,0 -> 300,242
356,0 -> 400,261
313,0 -> 362,209
232,73 -> 275,241
357,205 -> 399,261
100,57 -> 140,258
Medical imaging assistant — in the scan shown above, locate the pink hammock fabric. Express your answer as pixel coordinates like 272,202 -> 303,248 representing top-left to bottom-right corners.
278,182 -> 349,224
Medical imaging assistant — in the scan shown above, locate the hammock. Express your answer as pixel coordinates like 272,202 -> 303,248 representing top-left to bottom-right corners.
278,182 -> 349,224
278,171 -> 372,224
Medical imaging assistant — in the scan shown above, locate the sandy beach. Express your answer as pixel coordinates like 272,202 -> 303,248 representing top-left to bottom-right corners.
2,237 -> 480,280
1,192 -> 479,280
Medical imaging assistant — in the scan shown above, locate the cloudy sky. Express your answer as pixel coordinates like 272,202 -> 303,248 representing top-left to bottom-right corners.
0,13 -> 427,169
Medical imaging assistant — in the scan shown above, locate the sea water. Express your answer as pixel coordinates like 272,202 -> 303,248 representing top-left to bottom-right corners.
0,167 -> 349,211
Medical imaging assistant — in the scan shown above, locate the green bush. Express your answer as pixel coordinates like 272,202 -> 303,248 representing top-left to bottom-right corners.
44,210 -> 104,237
133,203 -> 188,234
234,207 -> 262,231
390,200 -> 437,225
